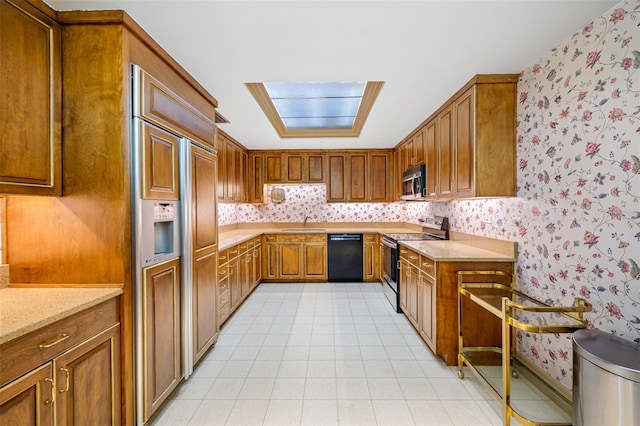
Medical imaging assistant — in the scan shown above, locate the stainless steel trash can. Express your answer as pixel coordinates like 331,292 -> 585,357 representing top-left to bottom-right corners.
573,329 -> 640,426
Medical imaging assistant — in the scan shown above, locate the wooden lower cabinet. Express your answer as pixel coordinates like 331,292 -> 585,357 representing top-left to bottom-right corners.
54,324 -> 121,426
142,258 -> 181,421
363,234 -> 379,281
252,239 -> 262,287
262,234 -> 328,282
0,298 -> 120,426
229,256 -> 240,310
400,246 -> 513,365
0,363 -> 54,425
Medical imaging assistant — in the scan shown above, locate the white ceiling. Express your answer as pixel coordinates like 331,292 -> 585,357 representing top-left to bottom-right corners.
45,0 -> 618,150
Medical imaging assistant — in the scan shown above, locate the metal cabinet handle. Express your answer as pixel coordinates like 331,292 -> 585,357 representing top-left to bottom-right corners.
39,333 -> 69,349
44,377 -> 54,405
59,367 -> 70,394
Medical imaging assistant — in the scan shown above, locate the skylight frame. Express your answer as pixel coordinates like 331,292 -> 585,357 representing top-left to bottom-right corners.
245,81 -> 384,138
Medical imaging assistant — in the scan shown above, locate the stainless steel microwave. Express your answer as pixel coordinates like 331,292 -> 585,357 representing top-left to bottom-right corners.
401,164 -> 426,200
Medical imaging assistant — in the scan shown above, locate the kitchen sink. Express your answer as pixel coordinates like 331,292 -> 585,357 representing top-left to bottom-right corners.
281,228 -> 326,232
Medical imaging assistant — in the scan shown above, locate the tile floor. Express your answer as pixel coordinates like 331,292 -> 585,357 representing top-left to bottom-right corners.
150,282 -> 506,425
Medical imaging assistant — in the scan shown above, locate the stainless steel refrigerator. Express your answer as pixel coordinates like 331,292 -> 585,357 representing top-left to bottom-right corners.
131,65 -> 219,424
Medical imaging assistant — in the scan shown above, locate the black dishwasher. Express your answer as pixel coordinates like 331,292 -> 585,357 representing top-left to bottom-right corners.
327,234 -> 363,282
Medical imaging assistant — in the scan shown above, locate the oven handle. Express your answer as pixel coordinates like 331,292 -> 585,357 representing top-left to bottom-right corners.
381,237 -> 397,249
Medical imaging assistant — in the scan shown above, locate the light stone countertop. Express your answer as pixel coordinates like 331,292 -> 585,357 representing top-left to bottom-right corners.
0,287 -> 123,345
400,240 -> 517,262
218,225 -> 415,251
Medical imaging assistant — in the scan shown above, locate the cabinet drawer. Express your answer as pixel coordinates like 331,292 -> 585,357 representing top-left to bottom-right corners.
278,234 -> 306,242
253,237 -> 262,246
218,249 -> 228,266
0,297 -> 119,387
219,303 -> 230,323
247,239 -> 255,250
420,255 -> 435,276
218,264 -> 229,279
228,246 -> 239,258
219,289 -> 230,307
239,242 -> 248,253
264,235 -> 277,243
218,274 -> 229,293
364,234 -> 376,243
304,234 -> 326,242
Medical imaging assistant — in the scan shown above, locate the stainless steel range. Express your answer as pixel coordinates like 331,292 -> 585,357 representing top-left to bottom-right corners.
381,217 -> 449,312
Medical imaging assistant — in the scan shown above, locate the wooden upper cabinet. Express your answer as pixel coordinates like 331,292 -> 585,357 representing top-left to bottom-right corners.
424,120 -> 438,199
284,154 -> 305,182
248,153 -> 263,203
136,67 -> 216,150
370,152 -> 392,202
348,153 -> 367,202
141,121 -> 180,200
0,0 -> 61,196
454,88 -> 475,198
264,154 -> 283,183
437,105 -> 454,199
216,133 -> 226,201
307,153 -> 324,182
326,154 -> 347,202
394,74 -> 517,200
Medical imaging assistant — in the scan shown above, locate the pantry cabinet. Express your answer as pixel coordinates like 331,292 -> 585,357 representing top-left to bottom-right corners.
0,0 -> 62,196
0,298 -> 121,426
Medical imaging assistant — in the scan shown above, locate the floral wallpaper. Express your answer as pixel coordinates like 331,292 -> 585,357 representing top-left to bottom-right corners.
451,0 -> 640,390
219,184 -> 442,226
218,0 -> 639,391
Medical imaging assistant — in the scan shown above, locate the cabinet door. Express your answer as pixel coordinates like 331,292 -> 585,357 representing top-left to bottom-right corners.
284,154 -> 305,182
279,243 -> 302,279
399,260 -> 409,313
453,88 -> 475,198
240,252 -> 252,297
424,119 -> 438,199
369,152 -> 391,202
304,242 -> 327,279
141,122 -> 180,200
418,273 -> 435,352
253,244 -> 262,286
393,149 -> 401,200
233,146 -> 246,202
229,257 -> 240,309
0,363 -> 54,426
348,153 -> 367,202
413,129 -> 425,166
265,154 -> 283,182
326,154 -> 347,201
438,105 -> 454,198
54,324 -> 121,426
307,153 -> 324,182
217,136 -> 227,201
0,0 -> 61,196
191,145 -> 217,250
224,137 -> 235,201
193,249 -> 217,365
407,264 -> 419,327
142,258 -> 181,421
363,235 -> 379,281
248,153 -> 264,203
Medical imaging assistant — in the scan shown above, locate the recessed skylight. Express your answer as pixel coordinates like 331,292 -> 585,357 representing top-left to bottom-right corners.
246,81 -> 384,138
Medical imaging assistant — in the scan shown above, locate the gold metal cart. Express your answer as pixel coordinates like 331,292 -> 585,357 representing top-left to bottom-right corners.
457,271 -> 592,426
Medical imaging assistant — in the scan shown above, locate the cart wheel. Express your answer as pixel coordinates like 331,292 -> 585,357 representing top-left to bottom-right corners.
458,370 -> 465,379
511,370 -> 519,379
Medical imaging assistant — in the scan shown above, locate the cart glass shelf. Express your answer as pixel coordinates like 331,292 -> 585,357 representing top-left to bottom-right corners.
457,271 -> 592,426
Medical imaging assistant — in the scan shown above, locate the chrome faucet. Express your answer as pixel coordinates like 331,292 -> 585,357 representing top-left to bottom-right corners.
303,215 -> 310,229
